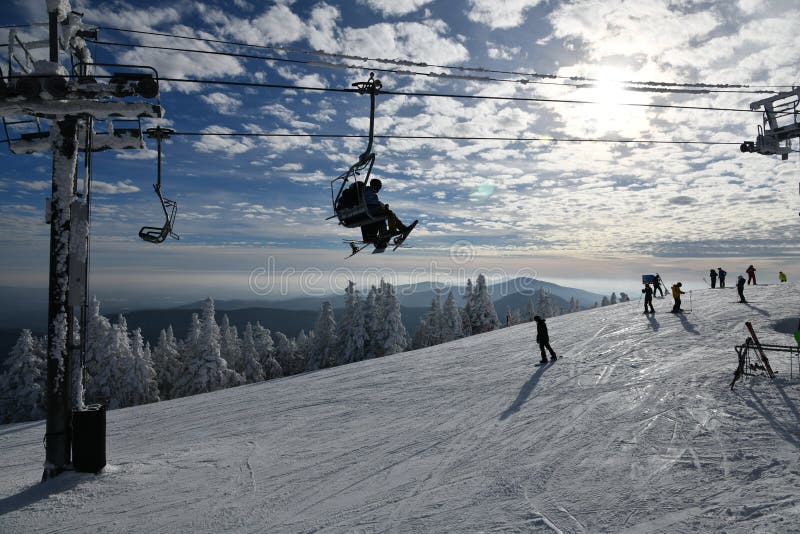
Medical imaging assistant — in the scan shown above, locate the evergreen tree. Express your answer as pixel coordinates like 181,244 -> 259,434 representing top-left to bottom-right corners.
152,326 -> 182,399
375,280 -> 408,356
174,297 -> 242,397
601,296 -> 610,306
220,315 -> 243,374
307,301 -> 337,370
469,274 -> 500,334
412,318 -> 429,349
423,293 -> 445,346
126,329 -> 160,406
84,296 -> 114,404
364,286 -> 380,358
442,291 -> 463,342
461,279 -> 474,336
536,288 -> 552,318
610,292 -> 618,305
274,332 -> 302,374
252,322 -> 275,371
106,314 -> 134,409
525,297 -> 536,322
337,282 -> 367,365
0,329 -> 47,423
240,323 -> 266,383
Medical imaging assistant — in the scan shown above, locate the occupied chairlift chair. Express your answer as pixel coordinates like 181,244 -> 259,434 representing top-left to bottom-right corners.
139,126 -> 179,243
329,74 -> 386,239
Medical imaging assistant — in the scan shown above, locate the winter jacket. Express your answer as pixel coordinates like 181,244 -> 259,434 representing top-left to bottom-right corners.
364,186 -> 383,211
535,319 -> 549,344
671,284 -> 685,299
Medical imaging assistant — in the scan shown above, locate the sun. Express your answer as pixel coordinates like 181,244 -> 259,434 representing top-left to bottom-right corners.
577,67 -> 651,136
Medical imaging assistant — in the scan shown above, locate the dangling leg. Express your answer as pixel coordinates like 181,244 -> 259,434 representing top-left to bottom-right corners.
386,209 -> 406,235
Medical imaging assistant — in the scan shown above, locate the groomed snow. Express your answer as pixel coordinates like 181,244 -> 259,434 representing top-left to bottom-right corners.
1,282 -> 799,532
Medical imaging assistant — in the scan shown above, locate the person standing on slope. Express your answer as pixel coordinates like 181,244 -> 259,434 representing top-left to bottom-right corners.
718,267 -> 727,288
709,268 -> 717,288
533,315 -> 557,364
737,275 -> 747,303
653,273 -> 665,298
779,271 -> 787,283
643,283 -> 655,314
746,264 -> 757,285
671,282 -> 685,313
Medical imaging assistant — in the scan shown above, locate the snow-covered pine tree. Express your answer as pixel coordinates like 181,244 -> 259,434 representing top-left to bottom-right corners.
363,285 -> 379,359
423,293 -> 445,346
569,297 -> 580,313
601,295 -> 610,306
106,314 -> 134,408
295,329 -> 310,366
274,332 -> 302,374
469,274 -> 500,334
375,279 -> 409,356
174,297 -> 242,397
239,323 -> 266,383
126,329 -> 160,406
442,290 -> 463,342
83,296 -> 114,404
337,282 -> 367,365
251,321 -> 275,370
536,288 -> 552,319
610,292 -> 618,305
152,326 -> 182,399
0,329 -> 47,423
412,318 -> 429,349
525,297 -> 536,322
461,279 -> 474,336
220,315 -> 243,375
307,301 -> 337,370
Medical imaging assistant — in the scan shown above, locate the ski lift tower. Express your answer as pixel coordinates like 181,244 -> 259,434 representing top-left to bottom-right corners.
0,1 -> 163,479
740,87 -> 800,160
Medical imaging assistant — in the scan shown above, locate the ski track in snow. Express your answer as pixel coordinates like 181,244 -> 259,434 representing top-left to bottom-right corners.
1,283 -> 799,532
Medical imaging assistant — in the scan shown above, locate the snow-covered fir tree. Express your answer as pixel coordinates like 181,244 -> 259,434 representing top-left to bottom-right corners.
468,274 -> 500,334
337,282 -> 368,365
536,288 -> 553,318
411,318 -> 429,349
84,296 -> 114,404
125,328 -> 160,407
295,329 -> 310,367
568,297 -> 580,313
252,322 -> 275,371
525,297 -> 536,322
152,326 -> 182,399
363,286 -> 380,358
610,292 -> 618,305
239,323 -> 266,383
373,280 -> 408,356
274,332 -> 303,374
220,315 -> 243,375
415,292 -> 445,348
461,279 -> 474,336
106,314 -> 134,409
0,329 -> 47,423
307,301 -> 337,370
174,297 -> 242,397
442,291 -> 463,342
601,295 -> 610,306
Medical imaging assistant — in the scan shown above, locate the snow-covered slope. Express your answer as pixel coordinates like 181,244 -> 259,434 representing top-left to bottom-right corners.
1,283 -> 799,533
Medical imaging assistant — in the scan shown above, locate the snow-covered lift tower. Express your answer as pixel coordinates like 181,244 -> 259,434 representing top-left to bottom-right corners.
0,0 -> 163,479
740,87 -> 799,160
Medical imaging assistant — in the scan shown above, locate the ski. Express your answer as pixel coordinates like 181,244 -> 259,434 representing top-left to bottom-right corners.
344,242 -> 370,258
745,321 -> 775,379
392,219 -> 418,251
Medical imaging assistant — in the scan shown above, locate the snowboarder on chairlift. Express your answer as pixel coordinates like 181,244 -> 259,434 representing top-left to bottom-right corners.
533,315 -> 557,363
670,282 -> 685,313
709,269 -> 717,288
364,178 -> 410,237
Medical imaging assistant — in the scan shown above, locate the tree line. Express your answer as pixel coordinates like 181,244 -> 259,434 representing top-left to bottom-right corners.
0,274 -> 605,424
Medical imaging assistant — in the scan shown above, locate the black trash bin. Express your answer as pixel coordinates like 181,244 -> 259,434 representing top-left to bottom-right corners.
72,403 -> 106,473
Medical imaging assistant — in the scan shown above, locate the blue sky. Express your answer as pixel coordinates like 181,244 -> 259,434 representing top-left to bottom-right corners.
1,0 -> 798,307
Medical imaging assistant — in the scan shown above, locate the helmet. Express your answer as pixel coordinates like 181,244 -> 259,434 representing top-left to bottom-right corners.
370,178 -> 382,191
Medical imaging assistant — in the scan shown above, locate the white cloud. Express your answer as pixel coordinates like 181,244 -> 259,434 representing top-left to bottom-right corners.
358,0 -> 436,17
466,0 -> 546,29
92,180 -> 141,194
200,92 -> 243,115
17,180 -> 50,191
192,125 -> 256,155
339,21 -> 469,65
487,42 -> 522,60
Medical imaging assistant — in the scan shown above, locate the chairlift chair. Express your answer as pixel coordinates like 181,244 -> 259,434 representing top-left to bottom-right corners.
139,126 -> 179,243
330,73 -> 385,229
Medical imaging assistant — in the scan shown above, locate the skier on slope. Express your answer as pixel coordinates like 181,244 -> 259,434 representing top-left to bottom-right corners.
642,284 -> 655,314
671,282 -> 685,313
737,275 -> 747,303
718,267 -> 727,288
533,315 -> 557,364
709,269 -> 717,288
746,264 -> 757,285
653,273 -> 665,298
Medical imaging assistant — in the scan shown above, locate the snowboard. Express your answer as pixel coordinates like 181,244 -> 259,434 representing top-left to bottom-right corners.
392,219 -> 418,251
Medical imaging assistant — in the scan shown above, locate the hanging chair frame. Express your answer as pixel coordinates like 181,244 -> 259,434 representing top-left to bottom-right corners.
330,73 -> 385,229
139,126 -> 179,243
